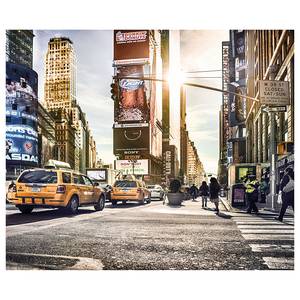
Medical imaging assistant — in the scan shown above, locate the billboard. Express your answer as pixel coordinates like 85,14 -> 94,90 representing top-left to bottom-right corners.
113,126 -> 149,155
115,65 -> 149,123
6,63 -> 39,167
86,169 -> 107,182
228,83 -> 246,127
115,159 -> 149,175
234,31 -> 245,58
114,30 -> 149,63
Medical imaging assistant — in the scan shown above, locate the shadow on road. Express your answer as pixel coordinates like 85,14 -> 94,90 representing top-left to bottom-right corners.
106,202 -> 150,209
6,208 -> 96,226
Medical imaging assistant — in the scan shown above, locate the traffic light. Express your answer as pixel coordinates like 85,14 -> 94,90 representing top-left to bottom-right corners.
110,81 -> 118,101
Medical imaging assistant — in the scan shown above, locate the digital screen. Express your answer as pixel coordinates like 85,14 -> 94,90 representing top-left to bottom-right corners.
87,170 -> 107,181
6,63 -> 38,167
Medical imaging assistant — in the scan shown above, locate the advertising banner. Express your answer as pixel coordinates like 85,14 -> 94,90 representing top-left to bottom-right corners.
228,83 -> 246,127
86,169 -> 107,182
6,63 -> 39,167
113,126 -> 149,155
116,159 -> 149,175
114,30 -> 149,62
234,31 -> 245,58
115,65 -> 149,123
6,125 -> 39,165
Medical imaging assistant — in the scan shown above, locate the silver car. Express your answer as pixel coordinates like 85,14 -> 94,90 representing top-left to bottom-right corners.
147,184 -> 165,200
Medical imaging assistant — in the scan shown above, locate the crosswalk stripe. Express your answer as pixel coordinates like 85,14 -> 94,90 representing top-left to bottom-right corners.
262,257 -> 294,270
232,213 -> 294,269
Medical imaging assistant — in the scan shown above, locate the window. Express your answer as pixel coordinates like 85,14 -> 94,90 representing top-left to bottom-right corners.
83,176 -> 93,186
114,181 -> 137,188
62,172 -> 71,183
18,170 -> 57,184
73,174 -> 85,185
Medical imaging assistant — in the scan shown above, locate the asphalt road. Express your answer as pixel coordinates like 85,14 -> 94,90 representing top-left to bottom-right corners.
6,198 -> 294,270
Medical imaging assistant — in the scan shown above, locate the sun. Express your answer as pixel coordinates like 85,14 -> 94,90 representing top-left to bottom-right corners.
167,70 -> 186,87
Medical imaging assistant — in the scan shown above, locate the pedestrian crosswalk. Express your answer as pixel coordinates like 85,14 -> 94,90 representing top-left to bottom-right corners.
232,213 -> 294,270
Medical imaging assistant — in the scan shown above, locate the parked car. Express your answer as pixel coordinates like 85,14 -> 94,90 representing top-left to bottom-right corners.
147,184 -> 165,200
6,163 -> 106,214
111,178 -> 150,205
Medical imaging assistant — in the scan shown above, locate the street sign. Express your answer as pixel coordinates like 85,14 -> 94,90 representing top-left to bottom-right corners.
259,80 -> 290,106
262,106 -> 287,113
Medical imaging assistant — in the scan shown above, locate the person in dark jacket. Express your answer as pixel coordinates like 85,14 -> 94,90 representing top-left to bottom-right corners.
199,181 -> 209,208
209,177 -> 221,214
189,184 -> 198,201
275,167 -> 294,222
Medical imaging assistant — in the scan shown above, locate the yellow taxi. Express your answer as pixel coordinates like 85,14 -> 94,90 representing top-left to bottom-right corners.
7,160 -> 106,214
111,177 -> 151,205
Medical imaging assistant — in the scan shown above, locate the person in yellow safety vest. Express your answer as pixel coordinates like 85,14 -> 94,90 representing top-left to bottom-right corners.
243,174 -> 260,214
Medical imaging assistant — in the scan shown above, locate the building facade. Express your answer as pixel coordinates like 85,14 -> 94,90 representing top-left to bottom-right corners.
244,30 -> 294,175
44,36 -> 95,172
6,30 -> 34,68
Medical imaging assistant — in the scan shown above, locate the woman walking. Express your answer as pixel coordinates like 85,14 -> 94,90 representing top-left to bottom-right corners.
199,181 -> 209,208
209,177 -> 221,214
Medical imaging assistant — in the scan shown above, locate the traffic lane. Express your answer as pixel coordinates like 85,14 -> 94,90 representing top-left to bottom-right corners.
6,201 -> 152,226
6,206 -> 267,270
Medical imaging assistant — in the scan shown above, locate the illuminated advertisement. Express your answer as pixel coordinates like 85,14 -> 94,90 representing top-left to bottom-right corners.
86,169 -> 107,182
114,30 -> 149,62
115,65 -> 149,123
115,159 -> 149,175
113,126 -> 149,155
236,166 -> 256,183
6,62 -> 38,167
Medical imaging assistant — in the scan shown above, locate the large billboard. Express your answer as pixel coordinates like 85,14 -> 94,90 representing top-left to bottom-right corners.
115,65 -> 149,123
115,159 -> 149,175
6,63 -> 39,167
113,126 -> 149,156
114,30 -> 149,63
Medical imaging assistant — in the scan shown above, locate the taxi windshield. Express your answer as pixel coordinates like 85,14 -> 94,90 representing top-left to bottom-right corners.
114,181 -> 137,188
18,170 -> 58,184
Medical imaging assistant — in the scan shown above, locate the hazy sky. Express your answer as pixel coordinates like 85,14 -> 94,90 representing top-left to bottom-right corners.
33,30 -> 228,175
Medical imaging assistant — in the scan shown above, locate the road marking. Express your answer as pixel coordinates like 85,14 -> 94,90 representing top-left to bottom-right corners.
6,202 -> 161,238
6,252 -> 104,270
232,213 -> 294,270
262,257 -> 294,270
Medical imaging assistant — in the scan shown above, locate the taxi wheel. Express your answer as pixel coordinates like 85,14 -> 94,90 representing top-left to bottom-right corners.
94,195 -> 105,211
17,205 -> 34,214
146,197 -> 151,204
67,196 -> 79,214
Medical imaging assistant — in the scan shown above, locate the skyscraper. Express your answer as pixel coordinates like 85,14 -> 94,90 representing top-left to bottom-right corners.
44,37 -> 77,111
44,37 -> 78,169
6,30 -> 34,68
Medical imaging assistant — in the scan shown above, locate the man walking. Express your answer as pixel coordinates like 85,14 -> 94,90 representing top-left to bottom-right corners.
244,174 -> 260,214
275,167 -> 294,222
190,184 -> 198,201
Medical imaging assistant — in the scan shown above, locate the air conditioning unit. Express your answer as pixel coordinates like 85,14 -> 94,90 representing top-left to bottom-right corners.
277,142 -> 294,155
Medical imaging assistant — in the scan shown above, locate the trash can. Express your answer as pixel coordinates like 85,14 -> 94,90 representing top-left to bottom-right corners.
231,183 -> 246,207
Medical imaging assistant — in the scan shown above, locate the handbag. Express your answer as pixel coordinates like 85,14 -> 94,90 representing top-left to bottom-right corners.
283,176 -> 294,193
277,192 -> 282,204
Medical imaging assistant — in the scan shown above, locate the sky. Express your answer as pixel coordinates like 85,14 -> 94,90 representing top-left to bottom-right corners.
33,30 -> 228,175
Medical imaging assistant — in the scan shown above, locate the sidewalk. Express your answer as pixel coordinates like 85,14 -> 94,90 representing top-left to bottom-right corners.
219,196 -> 294,217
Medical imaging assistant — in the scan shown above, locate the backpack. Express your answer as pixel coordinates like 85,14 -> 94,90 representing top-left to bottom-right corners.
283,176 -> 294,193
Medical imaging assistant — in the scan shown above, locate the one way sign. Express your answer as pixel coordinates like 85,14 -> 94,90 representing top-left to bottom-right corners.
262,106 -> 287,113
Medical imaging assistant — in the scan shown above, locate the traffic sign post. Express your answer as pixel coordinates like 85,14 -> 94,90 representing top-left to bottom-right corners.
259,70 -> 290,210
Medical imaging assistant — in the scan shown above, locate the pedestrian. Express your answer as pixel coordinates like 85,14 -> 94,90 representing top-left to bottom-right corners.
275,167 -> 294,222
243,174 -> 260,214
209,177 -> 221,214
199,181 -> 209,208
190,184 -> 198,201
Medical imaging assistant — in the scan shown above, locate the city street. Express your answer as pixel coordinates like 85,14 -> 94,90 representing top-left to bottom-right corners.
6,199 -> 294,270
